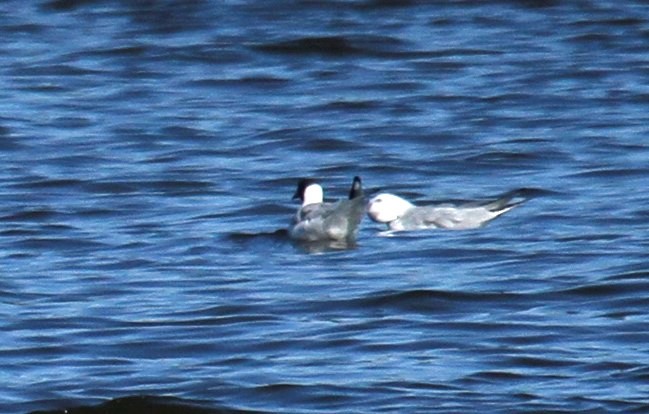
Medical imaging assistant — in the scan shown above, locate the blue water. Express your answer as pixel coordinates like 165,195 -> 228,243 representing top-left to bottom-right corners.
2,1 -> 649,413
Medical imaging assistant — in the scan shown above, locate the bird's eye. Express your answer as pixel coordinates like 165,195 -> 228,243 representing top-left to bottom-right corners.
374,198 -> 382,203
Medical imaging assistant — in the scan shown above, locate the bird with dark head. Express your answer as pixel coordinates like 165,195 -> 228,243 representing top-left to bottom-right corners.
289,176 -> 365,243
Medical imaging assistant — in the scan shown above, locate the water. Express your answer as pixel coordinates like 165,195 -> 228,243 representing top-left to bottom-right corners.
2,1 -> 649,413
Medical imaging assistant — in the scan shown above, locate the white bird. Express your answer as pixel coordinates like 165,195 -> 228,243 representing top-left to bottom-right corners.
289,176 -> 365,243
367,189 -> 528,232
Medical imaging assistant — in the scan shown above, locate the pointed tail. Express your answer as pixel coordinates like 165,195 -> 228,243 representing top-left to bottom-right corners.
348,176 -> 363,199
483,188 -> 533,213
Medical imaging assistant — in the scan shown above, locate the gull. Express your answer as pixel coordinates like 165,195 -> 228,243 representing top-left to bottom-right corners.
367,189 -> 529,232
289,176 -> 365,242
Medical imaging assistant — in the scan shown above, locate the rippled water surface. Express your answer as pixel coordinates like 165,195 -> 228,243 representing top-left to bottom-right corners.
2,1 -> 649,413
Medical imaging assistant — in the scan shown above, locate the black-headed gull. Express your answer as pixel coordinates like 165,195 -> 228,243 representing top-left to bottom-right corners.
367,189 -> 528,232
289,176 -> 365,242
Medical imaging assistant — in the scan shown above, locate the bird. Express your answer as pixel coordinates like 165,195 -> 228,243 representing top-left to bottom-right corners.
367,189 -> 529,232
289,176 -> 365,243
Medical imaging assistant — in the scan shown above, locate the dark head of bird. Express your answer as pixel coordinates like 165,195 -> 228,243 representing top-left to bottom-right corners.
293,178 -> 317,201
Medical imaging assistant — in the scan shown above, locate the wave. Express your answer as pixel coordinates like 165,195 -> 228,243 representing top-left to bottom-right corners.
28,395 -> 265,414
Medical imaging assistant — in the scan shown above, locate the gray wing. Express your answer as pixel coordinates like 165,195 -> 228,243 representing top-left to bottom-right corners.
322,195 -> 365,240
392,189 -> 530,231
292,196 -> 365,241
398,206 -> 465,230
422,205 -> 494,229
294,202 -> 334,223
401,198 -> 524,230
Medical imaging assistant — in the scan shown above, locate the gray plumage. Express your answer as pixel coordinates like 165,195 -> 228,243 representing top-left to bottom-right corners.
290,176 -> 365,242
367,189 -> 528,232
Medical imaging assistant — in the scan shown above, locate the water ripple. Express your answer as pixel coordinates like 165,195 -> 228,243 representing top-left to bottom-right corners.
3,0 -> 649,413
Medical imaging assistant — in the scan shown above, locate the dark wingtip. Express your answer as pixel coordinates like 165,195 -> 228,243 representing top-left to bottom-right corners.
348,176 -> 363,199
293,178 -> 307,201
